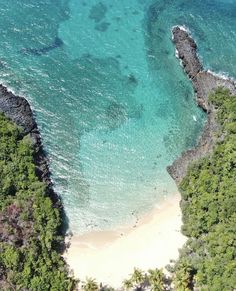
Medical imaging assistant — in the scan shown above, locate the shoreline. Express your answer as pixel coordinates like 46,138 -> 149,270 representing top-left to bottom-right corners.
0,84 -> 52,188
64,192 -> 186,288
167,26 -> 236,184
0,84 -> 64,221
0,79 -> 188,288
1,25 -> 235,289
64,26 -> 236,288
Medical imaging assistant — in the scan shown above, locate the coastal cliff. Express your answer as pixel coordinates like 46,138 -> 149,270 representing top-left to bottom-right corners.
167,26 -> 236,183
0,84 -> 59,204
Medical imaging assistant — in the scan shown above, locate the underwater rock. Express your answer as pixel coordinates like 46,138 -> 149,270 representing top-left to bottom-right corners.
89,2 -> 107,23
106,102 -> 126,119
147,4 -> 159,23
95,21 -> 110,32
129,103 -> 144,120
106,101 -> 127,128
20,36 -> 63,56
127,73 -> 138,85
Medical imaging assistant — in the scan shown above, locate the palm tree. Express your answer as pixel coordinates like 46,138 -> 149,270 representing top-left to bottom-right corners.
130,268 -> 145,287
173,263 -> 193,291
123,278 -> 134,290
82,277 -> 99,291
147,268 -> 165,291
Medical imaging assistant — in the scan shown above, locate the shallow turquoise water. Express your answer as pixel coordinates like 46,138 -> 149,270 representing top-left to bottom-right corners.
0,0 -> 235,234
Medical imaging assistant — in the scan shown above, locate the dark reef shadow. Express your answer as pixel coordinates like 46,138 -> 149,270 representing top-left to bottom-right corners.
95,21 -> 110,32
20,36 -> 64,56
105,101 -> 127,129
127,73 -> 138,85
89,2 -> 108,23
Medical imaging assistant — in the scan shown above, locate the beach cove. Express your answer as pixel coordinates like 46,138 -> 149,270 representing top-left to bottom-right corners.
0,0 -> 236,289
1,0 -> 235,236
0,0 -> 209,234
64,23 -> 236,287
64,193 -> 186,288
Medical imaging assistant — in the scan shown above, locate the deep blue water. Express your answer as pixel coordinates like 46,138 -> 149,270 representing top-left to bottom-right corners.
0,0 -> 235,234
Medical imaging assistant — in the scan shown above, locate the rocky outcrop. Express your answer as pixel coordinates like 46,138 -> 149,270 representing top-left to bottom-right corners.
167,26 -> 236,184
0,85 -> 36,133
173,27 -> 203,80
192,71 -> 236,110
0,84 -> 59,205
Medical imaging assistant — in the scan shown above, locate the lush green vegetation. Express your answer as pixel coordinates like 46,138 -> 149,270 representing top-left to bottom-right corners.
78,268 -> 167,291
122,268 -> 168,291
0,88 -> 235,291
173,88 -> 236,290
118,89 -> 236,291
0,113 -> 77,290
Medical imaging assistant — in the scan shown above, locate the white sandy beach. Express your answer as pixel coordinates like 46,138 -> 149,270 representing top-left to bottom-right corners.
64,193 -> 186,288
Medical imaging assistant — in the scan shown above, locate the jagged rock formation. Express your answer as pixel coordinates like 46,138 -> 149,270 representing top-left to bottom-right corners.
167,26 -> 236,183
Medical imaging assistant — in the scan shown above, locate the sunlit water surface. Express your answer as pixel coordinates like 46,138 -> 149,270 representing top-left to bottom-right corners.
0,0 -> 235,233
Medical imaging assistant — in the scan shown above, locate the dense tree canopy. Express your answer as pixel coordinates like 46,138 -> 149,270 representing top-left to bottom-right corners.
0,88 -> 235,291
0,113 -> 77,290
174,88 -> 236,290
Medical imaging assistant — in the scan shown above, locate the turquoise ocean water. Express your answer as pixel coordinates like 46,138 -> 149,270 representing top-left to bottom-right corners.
0,0 -> 235,234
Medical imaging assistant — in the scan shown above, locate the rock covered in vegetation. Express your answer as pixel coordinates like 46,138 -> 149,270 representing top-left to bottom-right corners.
0,84 -> 58,201
167,26 -> 236,183
174,88 -> 236,290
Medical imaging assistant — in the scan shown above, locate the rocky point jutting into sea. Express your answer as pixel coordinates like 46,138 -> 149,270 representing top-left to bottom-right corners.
0,84 -> 61,207
167,26 -> 236,184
